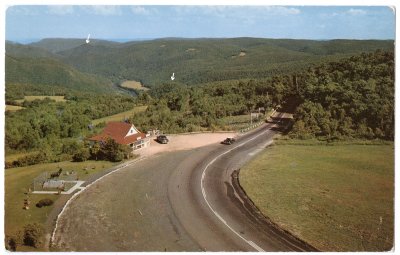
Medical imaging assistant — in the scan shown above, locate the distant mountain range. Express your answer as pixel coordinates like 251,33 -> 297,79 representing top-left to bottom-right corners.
5,37 -> 394,96
29,38 -> 122,53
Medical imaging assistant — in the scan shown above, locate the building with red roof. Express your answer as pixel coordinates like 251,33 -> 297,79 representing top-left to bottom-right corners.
89,122 -> 150,150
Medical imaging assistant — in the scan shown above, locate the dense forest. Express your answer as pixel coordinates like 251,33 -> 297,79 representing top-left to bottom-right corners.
56,38 -> 394,86
291,50 -> 394,140
5,55 -> 114,94
6,38 -> 393,89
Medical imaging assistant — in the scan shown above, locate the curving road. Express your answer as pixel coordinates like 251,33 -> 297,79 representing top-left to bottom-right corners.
52,112 -> 316,251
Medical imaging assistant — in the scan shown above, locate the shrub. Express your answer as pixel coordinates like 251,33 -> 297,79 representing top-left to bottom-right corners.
10,153 -> 48,168
5,161 -> 14,169
5,235 -> 17,251
112,151 -> 125,162
72,148 -> 90,162
23,223 -> 43,248
36,198 -> 54,208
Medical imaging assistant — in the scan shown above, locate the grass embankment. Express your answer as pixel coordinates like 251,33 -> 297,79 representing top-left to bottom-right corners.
92,105 -> 148,125
5,160 -> 116,251
15,96 -> 67,103
120,80 -> 150,91
240,141 -> 394,251
221,111 -> 269,131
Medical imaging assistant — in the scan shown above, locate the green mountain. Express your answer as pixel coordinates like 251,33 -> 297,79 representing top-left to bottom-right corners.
57,38 -> 394,87
5,54 -> 114,95
6,41 -> 61,59
29,38 -> 121,53
5,38 -> 394,96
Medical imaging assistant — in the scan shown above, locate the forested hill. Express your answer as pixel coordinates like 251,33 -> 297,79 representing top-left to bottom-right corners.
5,55 -> 114,95
57,38 -> 393,86
5,38 -> 393,97
6,41 -> 60,59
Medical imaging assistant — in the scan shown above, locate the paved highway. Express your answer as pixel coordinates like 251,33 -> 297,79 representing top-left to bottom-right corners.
168,113 -> 316,251
52,113 -> 316,251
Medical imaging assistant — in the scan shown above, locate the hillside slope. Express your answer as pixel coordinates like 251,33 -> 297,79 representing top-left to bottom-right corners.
57,38 -> 394,86
6,38 -> 394,93
6,41 -> 61,59
5,55 -> 114,95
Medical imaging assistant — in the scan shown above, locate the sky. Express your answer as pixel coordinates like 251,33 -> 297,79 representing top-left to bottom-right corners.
5,5 -> 395,43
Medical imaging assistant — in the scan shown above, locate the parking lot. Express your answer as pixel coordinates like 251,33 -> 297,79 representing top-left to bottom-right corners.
136,132 -> 238,157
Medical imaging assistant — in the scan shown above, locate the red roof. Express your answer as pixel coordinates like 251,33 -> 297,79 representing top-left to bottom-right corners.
89,122 -> 146,145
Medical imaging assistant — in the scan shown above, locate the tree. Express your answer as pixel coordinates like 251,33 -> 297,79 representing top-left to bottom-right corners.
90,142 -> 101,160
72,147 -> 90,162
23,223 -> 43,248
102,138 -> 126,162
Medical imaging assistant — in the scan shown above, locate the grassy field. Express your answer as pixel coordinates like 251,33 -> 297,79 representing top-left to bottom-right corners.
5,105 -> 25,111
240,142 -> 394,251
120,80 -> 150,91
15,96 -> 66,103
4,160 -> 117,250
92,105 -> 148,125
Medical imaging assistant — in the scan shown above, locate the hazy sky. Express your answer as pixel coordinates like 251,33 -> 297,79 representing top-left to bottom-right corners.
6,5 -> 395,43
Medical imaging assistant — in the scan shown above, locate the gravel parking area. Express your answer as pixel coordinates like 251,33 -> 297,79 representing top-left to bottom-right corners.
137,132 -> 238,157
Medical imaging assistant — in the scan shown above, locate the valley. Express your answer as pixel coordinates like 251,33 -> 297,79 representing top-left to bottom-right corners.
4,37 -> 394,252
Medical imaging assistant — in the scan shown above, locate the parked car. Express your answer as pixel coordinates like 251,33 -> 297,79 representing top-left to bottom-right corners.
221,137 -> 236,145
156,135 -> 169,144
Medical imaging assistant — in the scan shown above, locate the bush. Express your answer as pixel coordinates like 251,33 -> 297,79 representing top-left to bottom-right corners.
5,235 -> 17,251
10,153 -> 48,168
36,198 -> 54,208
112,151 -> 125,162
72,148 -> 90,162
5,161 -> 14,169
23,223 -> 43,248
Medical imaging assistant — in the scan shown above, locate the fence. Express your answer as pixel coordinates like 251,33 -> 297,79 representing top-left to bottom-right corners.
238,109 -> 277,133
33,171 -> 78,191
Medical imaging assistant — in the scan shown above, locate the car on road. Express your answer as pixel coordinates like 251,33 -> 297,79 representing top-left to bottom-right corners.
156,135 -> 169,144
221,137 -> 236,145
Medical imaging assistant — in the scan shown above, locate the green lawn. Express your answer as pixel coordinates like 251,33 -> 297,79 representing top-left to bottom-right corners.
120,80 -> 150,91
5,105 -> 25,111
92,105 -> 148,125
4,160 -> 117,250
15,96 -> 66,103
240,142 -> 394,251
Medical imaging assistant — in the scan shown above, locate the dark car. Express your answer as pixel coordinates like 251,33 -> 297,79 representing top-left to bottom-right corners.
156,135 -> 169,144
221,137 -> 236,145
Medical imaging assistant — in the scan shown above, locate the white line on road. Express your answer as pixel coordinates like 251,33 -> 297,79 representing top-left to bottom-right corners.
201,123 -> 276,252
